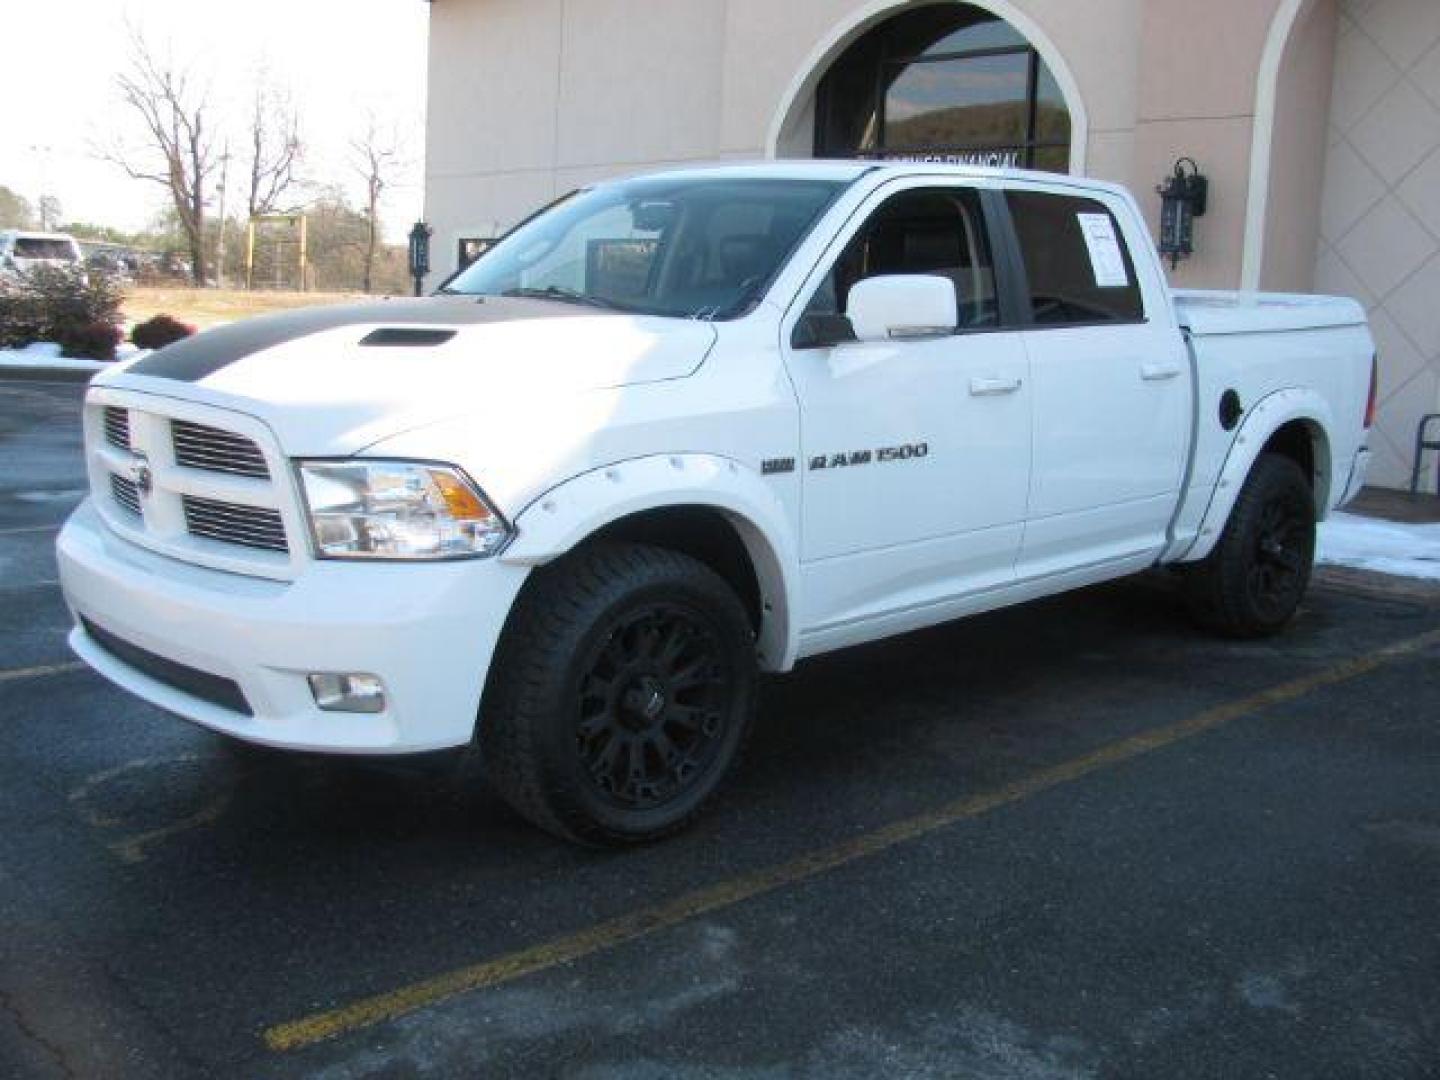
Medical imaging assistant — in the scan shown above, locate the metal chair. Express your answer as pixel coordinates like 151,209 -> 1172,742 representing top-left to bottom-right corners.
1411,413 -> 1440,496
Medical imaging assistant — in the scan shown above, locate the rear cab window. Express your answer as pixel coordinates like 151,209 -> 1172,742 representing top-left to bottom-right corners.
1004,190 -> 1144,326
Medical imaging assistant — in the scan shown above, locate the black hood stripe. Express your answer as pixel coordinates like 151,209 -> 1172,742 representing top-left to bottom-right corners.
126,296 -> 598,382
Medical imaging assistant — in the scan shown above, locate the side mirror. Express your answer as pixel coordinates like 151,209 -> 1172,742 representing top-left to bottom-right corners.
846,275 -> 957,343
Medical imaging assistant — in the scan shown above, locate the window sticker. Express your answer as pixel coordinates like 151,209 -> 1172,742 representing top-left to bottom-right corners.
1076,212 -> 1130,287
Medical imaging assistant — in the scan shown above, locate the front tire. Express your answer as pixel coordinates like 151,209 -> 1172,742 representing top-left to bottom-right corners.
480,542 -> 756,845
1183,452 -> 1316,638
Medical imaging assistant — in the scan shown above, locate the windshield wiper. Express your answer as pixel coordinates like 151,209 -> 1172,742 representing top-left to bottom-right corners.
501,286 -> 621,310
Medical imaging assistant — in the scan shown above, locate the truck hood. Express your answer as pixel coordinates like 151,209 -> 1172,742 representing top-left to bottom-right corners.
100,296 -> 716,454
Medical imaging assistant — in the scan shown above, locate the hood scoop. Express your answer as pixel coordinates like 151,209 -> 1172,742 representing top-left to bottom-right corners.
359,328 -> 457,347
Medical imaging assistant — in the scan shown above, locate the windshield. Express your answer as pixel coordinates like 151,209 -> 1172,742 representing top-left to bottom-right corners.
14,239 -> 77,261
445,177 -> 844,320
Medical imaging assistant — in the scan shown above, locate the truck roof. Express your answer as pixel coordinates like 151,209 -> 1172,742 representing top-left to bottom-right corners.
627,159 -> 1131,199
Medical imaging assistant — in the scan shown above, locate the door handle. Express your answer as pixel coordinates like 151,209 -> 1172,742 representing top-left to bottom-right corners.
1141,363 -> 1184,381
969,376 -> 1022,396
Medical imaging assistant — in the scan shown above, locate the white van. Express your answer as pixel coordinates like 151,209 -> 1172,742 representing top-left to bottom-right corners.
0,230 -> 84,278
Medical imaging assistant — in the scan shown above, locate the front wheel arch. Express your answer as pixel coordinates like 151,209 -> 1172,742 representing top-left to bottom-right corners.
500,455 -> 801,671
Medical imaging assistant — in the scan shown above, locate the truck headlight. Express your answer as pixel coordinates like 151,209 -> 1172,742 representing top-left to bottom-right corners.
297,460 -> 511,560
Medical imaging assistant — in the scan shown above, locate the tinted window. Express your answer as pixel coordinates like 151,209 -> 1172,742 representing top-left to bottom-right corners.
797,187 -> 1000,346
1005,191 -> 1143,325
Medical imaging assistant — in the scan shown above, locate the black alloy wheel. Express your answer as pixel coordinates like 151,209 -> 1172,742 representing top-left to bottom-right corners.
576,603 -> 732,811
1249,495 -> 1310,622
1183,452 -> 1316,638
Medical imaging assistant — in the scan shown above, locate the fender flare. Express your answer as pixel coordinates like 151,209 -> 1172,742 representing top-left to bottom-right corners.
1180,387 -> 1334,563
499,454 -> 802,671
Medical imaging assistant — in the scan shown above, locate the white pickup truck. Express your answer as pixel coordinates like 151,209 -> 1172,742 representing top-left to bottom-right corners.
58,163 -> 1376,844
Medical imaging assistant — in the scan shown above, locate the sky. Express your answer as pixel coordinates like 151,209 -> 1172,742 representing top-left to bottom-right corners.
1,0 -> 430,243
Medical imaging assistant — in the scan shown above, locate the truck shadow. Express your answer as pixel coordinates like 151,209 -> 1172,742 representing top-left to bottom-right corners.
185,573 -> 1197,865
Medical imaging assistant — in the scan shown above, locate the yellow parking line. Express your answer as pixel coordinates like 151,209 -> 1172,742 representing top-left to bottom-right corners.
263,626 -> 1440,1053
0,660 -> 85,684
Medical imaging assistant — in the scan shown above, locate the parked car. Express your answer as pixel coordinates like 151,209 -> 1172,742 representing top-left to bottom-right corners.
0,229 -> 84,278
83,248 -> 137,283
57,162 -> 1375,845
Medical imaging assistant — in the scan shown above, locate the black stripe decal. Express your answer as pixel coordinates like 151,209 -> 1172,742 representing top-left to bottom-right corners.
125,296 -> 596,382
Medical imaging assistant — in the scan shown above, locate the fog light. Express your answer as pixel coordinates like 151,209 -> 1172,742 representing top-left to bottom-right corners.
308,673 -> 387,714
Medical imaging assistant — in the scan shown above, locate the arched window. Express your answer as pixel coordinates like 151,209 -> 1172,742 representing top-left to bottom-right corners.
814,2 -> 1071,172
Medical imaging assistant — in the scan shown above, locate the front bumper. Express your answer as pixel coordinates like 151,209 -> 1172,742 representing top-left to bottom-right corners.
57,499 -> 529,753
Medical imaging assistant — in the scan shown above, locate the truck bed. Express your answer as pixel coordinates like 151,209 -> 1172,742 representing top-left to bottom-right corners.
1173,289 -> 1367,337
1167,287 -> 1374,555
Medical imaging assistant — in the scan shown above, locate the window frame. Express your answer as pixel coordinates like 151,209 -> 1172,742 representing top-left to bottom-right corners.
990,185 -> 1150,330
455,236 -> 497,274
876,43 -> 1049,163
813,6 -> 1071,171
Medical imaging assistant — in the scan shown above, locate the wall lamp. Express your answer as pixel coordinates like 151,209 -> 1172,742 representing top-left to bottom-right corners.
408,220 -> 433,297
1157,157 -> 1208,271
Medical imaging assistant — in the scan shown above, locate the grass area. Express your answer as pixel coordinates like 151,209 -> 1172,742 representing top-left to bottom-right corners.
122,287 -> 366,330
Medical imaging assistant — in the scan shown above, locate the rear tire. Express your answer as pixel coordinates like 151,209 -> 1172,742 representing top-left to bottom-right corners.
480,541 -> 756,846
1183,452 -> 1316,638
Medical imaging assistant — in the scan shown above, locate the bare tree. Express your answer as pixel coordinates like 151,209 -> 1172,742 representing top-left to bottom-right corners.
246,80 -> 303,219
350,118 -> 401,294
105,30 -> 215,285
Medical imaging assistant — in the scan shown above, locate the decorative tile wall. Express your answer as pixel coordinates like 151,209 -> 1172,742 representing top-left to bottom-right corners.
1315,0 -> 1440,489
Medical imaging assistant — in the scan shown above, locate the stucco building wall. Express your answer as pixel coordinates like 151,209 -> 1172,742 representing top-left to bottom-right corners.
424,0 -> 1440,488
425,0 -> 1292,279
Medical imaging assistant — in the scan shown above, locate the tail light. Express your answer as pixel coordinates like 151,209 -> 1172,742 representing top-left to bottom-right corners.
1363,353 -> 1378,429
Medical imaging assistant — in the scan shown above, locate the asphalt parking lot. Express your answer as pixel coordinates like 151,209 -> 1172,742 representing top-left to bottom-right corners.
2,377 -> 1439,1079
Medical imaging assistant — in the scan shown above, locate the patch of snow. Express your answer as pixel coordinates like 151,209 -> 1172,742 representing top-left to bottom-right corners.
0,340 -> 149,374
18,342 -> 63,358
1318,511 -> 1440,582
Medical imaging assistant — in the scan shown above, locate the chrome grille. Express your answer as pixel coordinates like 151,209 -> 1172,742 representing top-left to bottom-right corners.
182,495 -> 287,552
103,406 -> 130,450
110,473 -> 141,516
90,397 -> 296,572
171,420 -> 270,479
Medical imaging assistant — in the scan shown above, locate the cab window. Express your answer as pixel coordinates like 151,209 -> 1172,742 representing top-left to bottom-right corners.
1004,190 -> 1144,325
796,187 -> 1000,346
